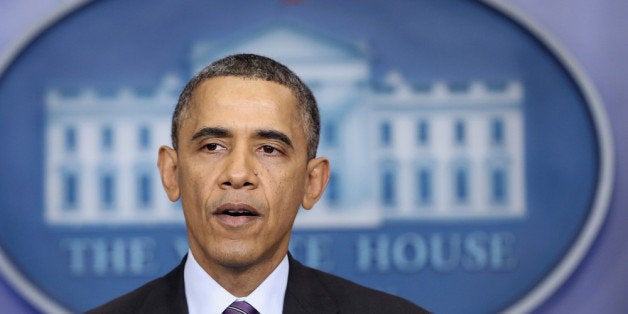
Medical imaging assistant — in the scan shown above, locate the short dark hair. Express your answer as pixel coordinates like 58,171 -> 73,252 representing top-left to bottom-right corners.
171,53 -> 320,159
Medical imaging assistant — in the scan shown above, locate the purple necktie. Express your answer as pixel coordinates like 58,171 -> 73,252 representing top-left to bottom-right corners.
223,300 -> 259,314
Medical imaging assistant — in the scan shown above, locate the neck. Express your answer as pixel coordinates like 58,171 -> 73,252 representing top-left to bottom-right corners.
193,248 -> 287,297
211,264 -> 276,297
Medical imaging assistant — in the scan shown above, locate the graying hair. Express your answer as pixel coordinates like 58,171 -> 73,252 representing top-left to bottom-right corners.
171,53 -> 320,160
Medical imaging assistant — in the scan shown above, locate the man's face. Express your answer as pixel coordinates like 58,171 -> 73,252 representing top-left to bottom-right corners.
158,76 -> 328,274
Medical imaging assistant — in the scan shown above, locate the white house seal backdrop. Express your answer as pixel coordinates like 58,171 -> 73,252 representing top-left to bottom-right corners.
0,1 -> 614,313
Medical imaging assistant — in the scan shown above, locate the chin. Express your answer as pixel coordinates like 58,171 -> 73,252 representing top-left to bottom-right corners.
215,247 -> 259,269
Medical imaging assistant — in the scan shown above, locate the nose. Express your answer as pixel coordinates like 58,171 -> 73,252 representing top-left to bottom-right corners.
220,146 -> 258,190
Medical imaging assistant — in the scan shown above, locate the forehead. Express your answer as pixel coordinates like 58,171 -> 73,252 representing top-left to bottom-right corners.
183,76 -> 305,138
192,76 -> 295,105
188,76 -> 298,117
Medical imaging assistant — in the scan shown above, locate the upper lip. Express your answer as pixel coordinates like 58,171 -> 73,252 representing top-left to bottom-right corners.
214,203 -> 260,217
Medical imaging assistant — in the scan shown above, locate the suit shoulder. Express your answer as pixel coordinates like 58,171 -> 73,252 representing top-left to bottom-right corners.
314,268 -> 429,313
85,261 -> 187,314
85,278 -> 156,314
288,257 -> 430,313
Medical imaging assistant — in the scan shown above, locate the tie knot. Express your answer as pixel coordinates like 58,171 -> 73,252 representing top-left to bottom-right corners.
223,300 -> 259,314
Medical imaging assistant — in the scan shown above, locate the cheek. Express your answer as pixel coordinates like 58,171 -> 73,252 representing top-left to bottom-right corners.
270,169 -> 306,207
179,165 -> 217,209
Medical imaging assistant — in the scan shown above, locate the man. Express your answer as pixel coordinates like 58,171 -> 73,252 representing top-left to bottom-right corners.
88,54 -> 428,314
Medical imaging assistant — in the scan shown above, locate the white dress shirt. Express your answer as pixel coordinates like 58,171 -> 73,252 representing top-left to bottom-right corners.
184,249 -> 289,314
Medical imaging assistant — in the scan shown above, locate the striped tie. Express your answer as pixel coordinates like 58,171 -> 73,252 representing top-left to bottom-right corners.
223,300 -> 259,314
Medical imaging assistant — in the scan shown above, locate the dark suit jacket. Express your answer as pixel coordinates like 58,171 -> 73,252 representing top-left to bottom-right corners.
86,254 -> 429,313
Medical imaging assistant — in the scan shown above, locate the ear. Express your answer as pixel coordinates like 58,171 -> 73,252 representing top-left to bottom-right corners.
302,157 -> 330,210
157,145 -> 181,202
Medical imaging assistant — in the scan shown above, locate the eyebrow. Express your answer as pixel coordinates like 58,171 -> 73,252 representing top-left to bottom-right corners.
191,127 -> 230,142
256,129 -> 293,149
190,127 -> 293,149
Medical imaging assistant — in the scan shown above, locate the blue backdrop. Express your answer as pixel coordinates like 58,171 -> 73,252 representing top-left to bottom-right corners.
0,0 -> 626,313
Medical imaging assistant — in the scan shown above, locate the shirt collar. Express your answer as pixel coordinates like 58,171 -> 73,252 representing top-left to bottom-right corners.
184,249 -> 289,314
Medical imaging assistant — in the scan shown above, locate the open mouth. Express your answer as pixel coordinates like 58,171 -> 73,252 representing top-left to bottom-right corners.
215,203 -> 260,218
222,209 -> 257,217
214,203 -> 260,227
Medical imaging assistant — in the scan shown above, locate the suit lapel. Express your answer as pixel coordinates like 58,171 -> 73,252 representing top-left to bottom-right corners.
153,254 -> 340,313
283,254 -> 339,314
138,256 -> 189,313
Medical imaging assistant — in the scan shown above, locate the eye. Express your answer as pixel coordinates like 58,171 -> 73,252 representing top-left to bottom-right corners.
262,145 -> 275,154
259,145 -> 280,155
203,143 -> 225,152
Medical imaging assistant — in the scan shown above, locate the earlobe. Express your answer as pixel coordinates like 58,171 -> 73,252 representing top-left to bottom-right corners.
302,157 -> 330,210
157,146 -> 181,202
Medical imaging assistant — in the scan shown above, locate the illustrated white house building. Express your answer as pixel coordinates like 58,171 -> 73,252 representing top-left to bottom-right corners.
367,73 -> 525,221
44,23 -> 526,227
44,76 -> 183,224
